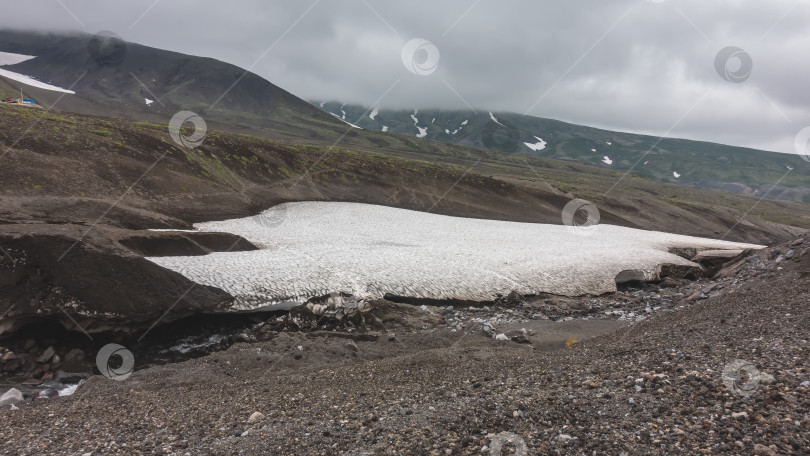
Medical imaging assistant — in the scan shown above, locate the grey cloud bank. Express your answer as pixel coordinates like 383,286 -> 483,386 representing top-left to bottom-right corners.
1,0 -> 808,155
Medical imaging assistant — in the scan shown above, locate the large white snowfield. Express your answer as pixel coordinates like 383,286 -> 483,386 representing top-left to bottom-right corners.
148,202 -> 762,310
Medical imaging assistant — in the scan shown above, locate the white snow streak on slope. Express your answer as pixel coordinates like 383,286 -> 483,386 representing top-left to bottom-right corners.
448,119 -> 468,135
148,202 -> 761,310
489,112 -> 504,126
0,51 -> 35,66
602,156 -> 613,165
319,101 -> 325,107
411,110 -> 427,138
369,107 -> 378,120
381,126 -> 389,132
329,113 -> 362,129
523,136 -> 547,151
0,68 -> 75,94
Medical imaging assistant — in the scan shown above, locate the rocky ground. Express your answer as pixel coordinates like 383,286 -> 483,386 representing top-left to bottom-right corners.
0,233 -> 808,454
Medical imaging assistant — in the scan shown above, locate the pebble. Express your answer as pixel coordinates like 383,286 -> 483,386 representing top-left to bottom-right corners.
248,412 -> 265,423
731,412 -> 748,420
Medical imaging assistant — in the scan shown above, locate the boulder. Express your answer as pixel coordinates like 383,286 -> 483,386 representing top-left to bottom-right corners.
37,346 -> 55,363
0,388 -> 23,407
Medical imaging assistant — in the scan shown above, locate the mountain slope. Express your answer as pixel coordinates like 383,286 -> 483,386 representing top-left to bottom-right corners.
0,29 -> 352,141
314,102 -> 810,202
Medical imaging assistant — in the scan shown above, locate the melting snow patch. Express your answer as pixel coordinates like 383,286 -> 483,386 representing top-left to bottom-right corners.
606,141 -> 612,146
369,107 -> 378,120
673,171 -> 681,178
0,51 -> 36,66
461,120 -> 469,125
602,156 -> 613,165
381,126 -> 389,132
0,68 -> 76,94
445,129 -> 450,134
523,136 -> 547,151
58,384 -> 79,397
591,148 -> 597,152
411,111 -> 427,137
319,101 -> 325,107
144,98 -> 154,106
329,113 -> 362,129
489,112 -> 504,126
148,202 -> 762,310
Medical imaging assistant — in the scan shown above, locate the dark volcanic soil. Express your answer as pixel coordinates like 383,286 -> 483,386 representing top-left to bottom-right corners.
0,235 -> 808,455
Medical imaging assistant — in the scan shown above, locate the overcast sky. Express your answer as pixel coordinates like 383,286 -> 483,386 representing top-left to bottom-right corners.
2,0 -> 809,154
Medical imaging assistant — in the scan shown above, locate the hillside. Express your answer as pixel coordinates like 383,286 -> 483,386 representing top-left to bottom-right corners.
0,105 -> 807,337
315,102 -> 810,202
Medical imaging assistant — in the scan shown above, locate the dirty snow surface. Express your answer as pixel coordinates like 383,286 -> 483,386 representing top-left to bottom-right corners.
148,202 -> 761,310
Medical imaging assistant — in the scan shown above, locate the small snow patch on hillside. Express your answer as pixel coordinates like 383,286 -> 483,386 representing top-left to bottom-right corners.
602,156 -> 613,165
144,98 -> 154,106
489,112 -> 504,126
329,113 -> 362,129
524,136 -> 547,151
382,126 -> 389,132
411,111 -> 427,137
369,107 -> 378,120
673,171 -> 681,178
606,141 -> 612,146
